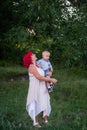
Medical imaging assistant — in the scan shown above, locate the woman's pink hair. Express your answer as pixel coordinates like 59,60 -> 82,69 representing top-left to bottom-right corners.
23,51 -> 33,68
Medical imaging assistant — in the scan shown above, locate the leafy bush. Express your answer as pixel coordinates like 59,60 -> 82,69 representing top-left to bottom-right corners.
0,1 -> 87,68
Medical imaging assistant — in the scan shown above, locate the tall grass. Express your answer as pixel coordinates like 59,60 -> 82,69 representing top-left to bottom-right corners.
0,66 -> 87,130
0,66 -> 27,78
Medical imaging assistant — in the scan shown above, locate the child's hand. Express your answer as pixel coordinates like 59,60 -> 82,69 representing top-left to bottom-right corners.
48,71 -> 52,76
36,64 -> 41,68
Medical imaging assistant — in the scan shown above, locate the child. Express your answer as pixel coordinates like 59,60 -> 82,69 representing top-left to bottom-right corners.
37,51 -> 54,92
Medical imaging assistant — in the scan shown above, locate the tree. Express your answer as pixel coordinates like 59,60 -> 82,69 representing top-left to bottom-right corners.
0,0 -> 87,68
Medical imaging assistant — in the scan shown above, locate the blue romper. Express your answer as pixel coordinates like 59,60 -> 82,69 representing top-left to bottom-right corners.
37,59 -> 52,76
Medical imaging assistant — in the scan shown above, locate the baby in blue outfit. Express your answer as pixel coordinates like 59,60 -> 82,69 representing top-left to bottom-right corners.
37,51 -> 54,92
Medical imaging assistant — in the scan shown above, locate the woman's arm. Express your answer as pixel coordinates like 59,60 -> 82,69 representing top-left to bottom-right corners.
28,65 -> 57,84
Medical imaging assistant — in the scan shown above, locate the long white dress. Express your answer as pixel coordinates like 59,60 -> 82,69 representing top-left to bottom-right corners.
26,66 -> 51,125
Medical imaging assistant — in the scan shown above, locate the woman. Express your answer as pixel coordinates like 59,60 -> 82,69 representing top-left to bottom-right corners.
23,51 -> 57,128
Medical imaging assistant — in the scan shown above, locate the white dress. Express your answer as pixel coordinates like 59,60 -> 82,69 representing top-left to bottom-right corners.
26,66 -> 51,125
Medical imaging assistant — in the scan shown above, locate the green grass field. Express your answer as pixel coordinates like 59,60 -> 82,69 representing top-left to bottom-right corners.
0,66 -> 87,130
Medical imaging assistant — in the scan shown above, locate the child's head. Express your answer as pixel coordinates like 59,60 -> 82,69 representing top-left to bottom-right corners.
42,51 -> 50,61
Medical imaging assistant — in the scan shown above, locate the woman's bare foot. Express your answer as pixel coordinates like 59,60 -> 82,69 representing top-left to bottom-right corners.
42,116 -> 48,124
33,122 -> 41,128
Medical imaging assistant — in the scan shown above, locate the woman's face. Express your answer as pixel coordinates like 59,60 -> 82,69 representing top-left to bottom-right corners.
31,54 -> 37,61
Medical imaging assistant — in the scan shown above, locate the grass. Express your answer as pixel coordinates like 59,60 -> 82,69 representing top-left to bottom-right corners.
0,66 -> 27,78
0,66 -> 87,130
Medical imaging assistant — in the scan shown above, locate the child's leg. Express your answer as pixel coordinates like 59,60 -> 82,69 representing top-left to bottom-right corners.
45,75 -> 50,89
45,75 -> 53,92
46,81 -> 50,89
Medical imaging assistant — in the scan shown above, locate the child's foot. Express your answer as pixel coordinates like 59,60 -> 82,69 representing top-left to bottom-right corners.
48,86 -> 53,93
48,83 -> 54,93
50,82 -> 54,88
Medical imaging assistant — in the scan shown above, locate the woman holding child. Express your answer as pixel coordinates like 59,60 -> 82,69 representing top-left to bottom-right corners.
23,51 -> 57,128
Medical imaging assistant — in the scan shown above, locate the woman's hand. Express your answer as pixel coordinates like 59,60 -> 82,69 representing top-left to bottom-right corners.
50,78 -> 57,84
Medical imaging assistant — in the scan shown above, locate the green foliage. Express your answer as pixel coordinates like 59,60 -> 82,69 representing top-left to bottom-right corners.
0,0 -> 87,68
51,3 -> 87,67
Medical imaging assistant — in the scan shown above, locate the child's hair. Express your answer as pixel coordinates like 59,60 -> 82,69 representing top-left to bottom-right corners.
42,51 -> 50,56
